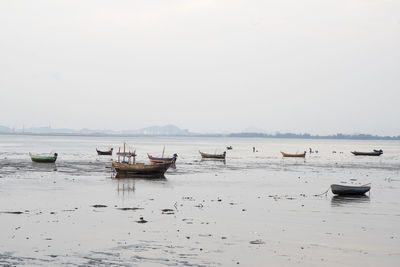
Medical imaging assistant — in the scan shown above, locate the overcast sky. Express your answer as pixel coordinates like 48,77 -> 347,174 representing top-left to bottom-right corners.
0,0 -> 399,135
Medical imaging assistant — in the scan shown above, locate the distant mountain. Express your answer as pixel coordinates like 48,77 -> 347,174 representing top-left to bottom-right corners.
121,124 -> 190,136
242,126 -> 266,133
0,124 -> 190,136
0,125 -> 13,133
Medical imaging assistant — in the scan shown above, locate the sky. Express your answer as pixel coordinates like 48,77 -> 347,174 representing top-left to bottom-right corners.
0,0 -> 399,135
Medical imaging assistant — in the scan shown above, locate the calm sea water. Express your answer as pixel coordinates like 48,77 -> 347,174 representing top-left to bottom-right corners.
0,135 -> 399,266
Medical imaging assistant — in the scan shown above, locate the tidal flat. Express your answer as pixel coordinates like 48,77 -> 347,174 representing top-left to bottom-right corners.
0,135 -> 399,266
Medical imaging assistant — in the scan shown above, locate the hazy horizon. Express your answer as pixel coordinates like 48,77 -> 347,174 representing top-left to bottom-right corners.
1,1 -> 399,136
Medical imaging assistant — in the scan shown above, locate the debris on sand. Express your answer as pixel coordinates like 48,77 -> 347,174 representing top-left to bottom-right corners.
250,239 -> 265,245
137,217 -> 148,223
118,207 -> 142,211
1,211 -> 24,214
161,209 -> 175,215
91,205 -> 107,208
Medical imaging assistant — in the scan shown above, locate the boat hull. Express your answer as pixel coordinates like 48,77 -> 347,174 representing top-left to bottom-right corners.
147,154 -> 177,164
351,151 -> 382,156
30,153 -> 57,163
112,161 -> 172,177
199,151 -> 226,159
281,152 -> 306,158
331,184 -> 371,195
96,149 -> 113,155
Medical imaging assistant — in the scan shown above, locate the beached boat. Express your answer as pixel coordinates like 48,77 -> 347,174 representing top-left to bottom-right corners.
112,143 -> 172,177
331,184 -> 371,195
281,151 -> 306,158
29,153 -> 58,163
351,151 -> 382,156
96,148 -> 113,155
147,153 -> 177,164
199,151 -> 226,159
112,161 -> 172,177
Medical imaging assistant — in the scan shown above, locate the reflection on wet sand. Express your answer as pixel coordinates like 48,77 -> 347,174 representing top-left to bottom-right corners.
331,195 -> 370,206
200,158 -> 226,165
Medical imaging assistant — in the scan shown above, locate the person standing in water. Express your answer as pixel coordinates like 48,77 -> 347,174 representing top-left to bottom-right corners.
253,147 -> 255,153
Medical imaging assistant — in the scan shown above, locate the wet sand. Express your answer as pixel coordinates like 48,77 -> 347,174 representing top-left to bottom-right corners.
0,135 -> 399,266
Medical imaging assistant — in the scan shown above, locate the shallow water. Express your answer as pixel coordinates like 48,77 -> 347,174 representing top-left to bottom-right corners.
0,135 -> 399,266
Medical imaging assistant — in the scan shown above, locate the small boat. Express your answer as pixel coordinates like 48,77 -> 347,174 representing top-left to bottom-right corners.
331,184 -> 371,196
30,153 -> 58,163
96,148 -> 113,155
112,161 -> 172,177
373,149 -> 383,153
199,151 -> 226,159
147,153 -> 177,164
351,151 -> 382,156
226,146 -> 233,150
281,151 -> 306,158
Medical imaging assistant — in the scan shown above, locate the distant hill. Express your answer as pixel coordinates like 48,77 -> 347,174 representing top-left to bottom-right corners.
0,124 -> 190,136
0,125 -> 13,133
121,124 -> 190,136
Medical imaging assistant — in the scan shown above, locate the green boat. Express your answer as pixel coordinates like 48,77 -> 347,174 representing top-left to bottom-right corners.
29,153 -> 58,163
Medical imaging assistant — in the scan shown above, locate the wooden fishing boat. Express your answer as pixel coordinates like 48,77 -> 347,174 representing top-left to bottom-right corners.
351,151 -> 382,156
147,153 -> 177,164
281,151 -> 306,158
112,161 -> 172,177
199,151 -> 226,159
96,148 -> 113,155
112,143 -> 171,177
29,153 -> 58,163
331,184 -> 371,195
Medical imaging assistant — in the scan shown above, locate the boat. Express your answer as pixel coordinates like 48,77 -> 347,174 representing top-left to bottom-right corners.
281,151 -> 306,158
112,143 -> 172,177
373,149 -> 383,153
199,151 -> 226,159
351,151 -> 383,156
96,148 -> 113,155
226,146 -> 233,150
29,153 -> 58,163
331,184 -> 371,196
147,153 -> 177,164
112,161 -> 172,177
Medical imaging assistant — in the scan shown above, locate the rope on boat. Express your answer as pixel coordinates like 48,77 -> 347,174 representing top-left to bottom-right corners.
314,187 -> 330,196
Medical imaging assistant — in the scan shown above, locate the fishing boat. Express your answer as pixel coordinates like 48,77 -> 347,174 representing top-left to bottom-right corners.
29,153 -> 58,163
147,153 -> 178,164
226,146 -> 233,150
199,151 -> 226,159
331,184 -> 371,196
351,151 -> 382,156
112,161 -> 172,177
96,148 -> 113,155
112,143 -> 172,177
281,151 -> 306,158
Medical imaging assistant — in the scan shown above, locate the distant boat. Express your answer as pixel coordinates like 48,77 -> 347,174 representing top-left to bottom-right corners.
147,153 -> 177,164
351,151 -> 382,156
281,151 -> 306,158
96,148 -> 113,155
226,146 -> 233,150
331,184 -> 371,196
29,153 -> 58,163
199,151 -> 226,159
